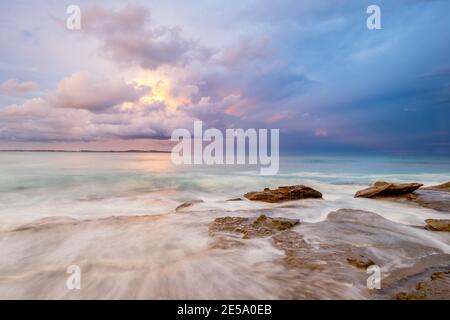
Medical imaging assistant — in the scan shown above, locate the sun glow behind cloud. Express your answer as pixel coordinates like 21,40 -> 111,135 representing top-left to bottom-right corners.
128,71 -> 183,111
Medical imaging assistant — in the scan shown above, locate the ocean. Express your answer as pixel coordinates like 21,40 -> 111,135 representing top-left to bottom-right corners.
1,152 -> 449,228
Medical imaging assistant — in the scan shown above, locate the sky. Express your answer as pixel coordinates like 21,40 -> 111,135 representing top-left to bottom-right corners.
0,0 -> 449,155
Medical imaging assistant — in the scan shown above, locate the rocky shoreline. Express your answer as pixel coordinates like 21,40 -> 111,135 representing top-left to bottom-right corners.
0,181 -> 449,299
209,181 -> 450,299
208,208 -> 450,299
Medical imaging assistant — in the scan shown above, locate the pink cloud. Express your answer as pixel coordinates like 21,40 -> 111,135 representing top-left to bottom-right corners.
48,72 -> 148,111
0,72 -> 197,143
0,79 -> 38,94
265,112 -> 290,123
220,36 -> 274,69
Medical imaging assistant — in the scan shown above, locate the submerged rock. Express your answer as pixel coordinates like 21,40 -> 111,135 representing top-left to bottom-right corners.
425,219 -> 450,232
13,214 -> 168,233
347,252 -> 375,269
396,270 -> 450,300
355,181 -> 423,198
271,230 -> 307,252
176,200 -> 204,212
244,185 -> 322,203
13,216 -> 79,232
209,214 -> 300,239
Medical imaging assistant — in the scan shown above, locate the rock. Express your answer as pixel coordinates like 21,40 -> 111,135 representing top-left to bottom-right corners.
425,219 -> 450,232
209,216 -> 249,235
347,253 -> 374,269
271,230 -> 307,252
410,181 -> 450,211
423,182 -> 450,192
379,253 -> 450,299
304,209 -> 446,266
396,271 -> 450,300
244,185 -> 322,203
175,200 -> 204,212
355,181 -> 423,198
409,189 -> 450,212
209,237 -> 246,250
363,185 -> 450,212
254,214 -> 300,231
226,198 -> 243,201
13,216 -> 79,232
209,214 -> 300,239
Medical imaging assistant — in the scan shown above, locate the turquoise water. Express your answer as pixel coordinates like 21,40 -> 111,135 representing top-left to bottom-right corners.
0,152 -> 449,228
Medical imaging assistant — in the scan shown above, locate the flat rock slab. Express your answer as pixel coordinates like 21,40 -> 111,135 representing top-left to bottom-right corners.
355,181 -> 423,198
364,188 -> 450,212
413,189 -> 450,212
244,185 -> 322,203
425,219 -> 450,232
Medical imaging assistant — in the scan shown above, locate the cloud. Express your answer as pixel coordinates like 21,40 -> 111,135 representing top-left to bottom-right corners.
0,98 -> 91,142
219,37 -> 274,69
186,62 -> 314,123
0,79 -> 38,94
0,96 -> 195,142
0,71 -> 196,142
48,72 -> 147,111
265,112 -> 290,124
185,93 -> 243,120
82,5 -> 211,70
315,128 -> 328,137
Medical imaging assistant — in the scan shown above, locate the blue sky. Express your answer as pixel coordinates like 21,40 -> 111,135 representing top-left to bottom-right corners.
0,0 -> 449,155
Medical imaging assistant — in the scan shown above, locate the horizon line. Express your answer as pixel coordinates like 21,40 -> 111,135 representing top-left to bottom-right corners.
0,149 -> 172,153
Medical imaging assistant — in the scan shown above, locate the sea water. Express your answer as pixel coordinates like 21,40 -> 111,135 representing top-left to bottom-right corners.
0,152 -> 449,228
